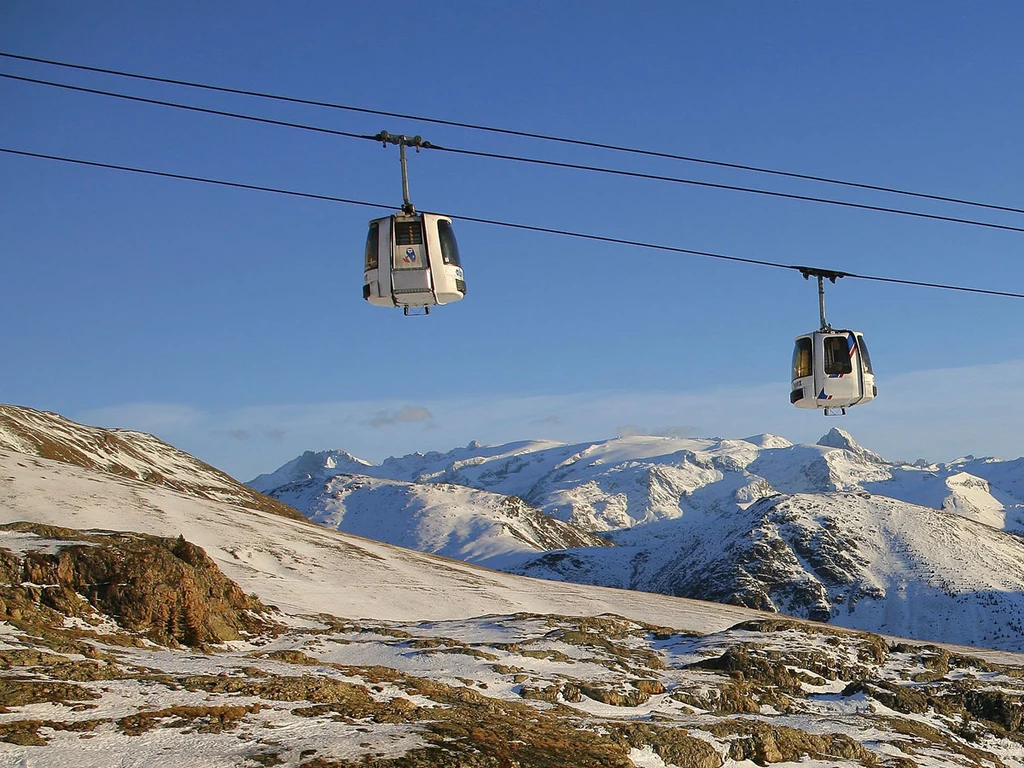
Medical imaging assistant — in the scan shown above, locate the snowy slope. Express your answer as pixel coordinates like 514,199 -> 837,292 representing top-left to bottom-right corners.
261,471 -> 606,569
865,458 -> 1024,532
0,448 -> 752,631
0,404 -> 303,521
515,491 -> 1024,650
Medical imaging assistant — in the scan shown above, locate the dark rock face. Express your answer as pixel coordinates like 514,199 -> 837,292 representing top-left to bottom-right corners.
0,523 -> 278,647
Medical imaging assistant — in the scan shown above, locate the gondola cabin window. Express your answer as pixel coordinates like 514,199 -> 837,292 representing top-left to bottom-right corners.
364,222 -> 379,271
857,334 -> 873,374
823,336 -> 853,376
793,338 -> 812,379
438,220 -> 462,267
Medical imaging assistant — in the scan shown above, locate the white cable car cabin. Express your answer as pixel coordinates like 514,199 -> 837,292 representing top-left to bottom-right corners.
363,213 -> 465,312
791,330 -> 876,414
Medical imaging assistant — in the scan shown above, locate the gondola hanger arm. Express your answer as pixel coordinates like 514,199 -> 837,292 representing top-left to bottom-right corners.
790,266 -> 852,331
374,130 -> 435,215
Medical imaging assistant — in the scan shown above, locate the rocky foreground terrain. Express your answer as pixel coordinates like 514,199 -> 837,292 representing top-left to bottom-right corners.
1,405 -> 1024,766
4,521 -> 1024,767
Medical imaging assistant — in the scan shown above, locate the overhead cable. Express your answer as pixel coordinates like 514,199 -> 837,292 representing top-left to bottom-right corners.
1,50 -> 1022,219
430,144 -> 1024,235
4,71 -> 1024,236
0,72 -> 376,142
3,146 -> 1022,300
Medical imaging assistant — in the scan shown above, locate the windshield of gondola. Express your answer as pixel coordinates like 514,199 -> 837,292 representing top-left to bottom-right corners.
437,220 -> 462,267
857,334 -> 873,374
364,222 -> 379,271
823,336 -> 853,376
792,338 -> 812,379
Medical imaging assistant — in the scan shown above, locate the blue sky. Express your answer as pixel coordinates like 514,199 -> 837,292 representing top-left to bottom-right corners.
2,1 -> 1023,480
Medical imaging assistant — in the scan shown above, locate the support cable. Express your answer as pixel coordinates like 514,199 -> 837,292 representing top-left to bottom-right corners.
3,145 -> 1023,300
0,72 -> 376,142
2,50 -> 1023,218
3,71 -> 1024,235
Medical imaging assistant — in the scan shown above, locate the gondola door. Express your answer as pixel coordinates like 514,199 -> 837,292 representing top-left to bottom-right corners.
389,215 -> 435,308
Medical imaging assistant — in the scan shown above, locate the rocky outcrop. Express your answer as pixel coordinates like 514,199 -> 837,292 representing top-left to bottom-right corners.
0,523 -> 278,647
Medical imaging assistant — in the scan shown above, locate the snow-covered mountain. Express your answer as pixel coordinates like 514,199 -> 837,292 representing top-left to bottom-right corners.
254,428 -> 1024,652
0,404 -> 304,521
4,411 -> 1024,766
253,429 -> 1024,533
518,491 -> 1024,650
260,470 -> 607,569
0,447 -> 739,627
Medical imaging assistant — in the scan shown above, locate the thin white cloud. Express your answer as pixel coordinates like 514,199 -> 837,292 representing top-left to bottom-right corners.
263,428 -> 286,443
530,414 -> 562,426
367,406 -> 434,428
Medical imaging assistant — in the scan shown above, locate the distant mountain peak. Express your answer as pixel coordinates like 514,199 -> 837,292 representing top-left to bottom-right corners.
743,433 -> 794,449
817,427 -> 859,450
248,448 -> 374,491
299,449 -> 372,474
816,427 -> 888,464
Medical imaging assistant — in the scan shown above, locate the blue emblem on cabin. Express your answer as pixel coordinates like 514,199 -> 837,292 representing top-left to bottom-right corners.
403,248 -> 417,264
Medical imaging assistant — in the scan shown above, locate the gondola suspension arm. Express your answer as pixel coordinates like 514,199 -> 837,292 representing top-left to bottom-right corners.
796,266 -> 849,332
374,131 -> 432,215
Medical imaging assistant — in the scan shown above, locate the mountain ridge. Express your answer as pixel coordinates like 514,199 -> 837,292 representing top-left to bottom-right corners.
253,427 -> 1024,652
0,404 -> 305,521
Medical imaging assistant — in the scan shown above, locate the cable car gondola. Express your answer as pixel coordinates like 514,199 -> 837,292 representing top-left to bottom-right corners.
363,212 -> 465,312
363,132 -> 466,315
790,269 -> 877,415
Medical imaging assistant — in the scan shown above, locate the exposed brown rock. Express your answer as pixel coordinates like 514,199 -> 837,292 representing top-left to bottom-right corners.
692,644 -> 805,696
0,523 -> 279,647
0,678 -> 99,710
608,723 -> 723,768
705,719 -> 877,766
118,703 -> 264,735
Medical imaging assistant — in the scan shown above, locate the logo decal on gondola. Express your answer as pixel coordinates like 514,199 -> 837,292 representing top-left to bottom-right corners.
818,389 -> 833,400
403,248 -> 418,264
